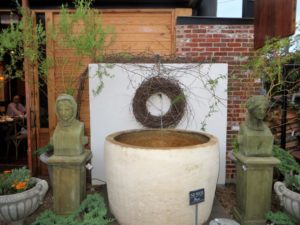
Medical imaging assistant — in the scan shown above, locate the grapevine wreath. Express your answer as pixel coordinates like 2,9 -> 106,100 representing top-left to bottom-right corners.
132,76 -> 186,128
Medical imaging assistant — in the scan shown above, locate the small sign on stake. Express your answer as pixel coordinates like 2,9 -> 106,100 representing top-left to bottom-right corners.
189,188 -> 205,225
189,188 -> 205,205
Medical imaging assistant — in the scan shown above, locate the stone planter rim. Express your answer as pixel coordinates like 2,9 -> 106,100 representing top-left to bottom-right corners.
106,128 -> 218,150
275,181 -> 300,201
0,177 -> 45,203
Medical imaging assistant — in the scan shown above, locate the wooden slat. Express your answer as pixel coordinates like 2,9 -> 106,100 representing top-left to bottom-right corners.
55,33 -> 171,43
53,13 -> 172,25
46,12 -> 57,135
174,8 -> 192,17
55,42 -> 171,52
254,0 -> 296,49
52,10 -> 173,54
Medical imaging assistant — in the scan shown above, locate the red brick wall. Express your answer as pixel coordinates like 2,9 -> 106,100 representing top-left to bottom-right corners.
176,23 -> 261,182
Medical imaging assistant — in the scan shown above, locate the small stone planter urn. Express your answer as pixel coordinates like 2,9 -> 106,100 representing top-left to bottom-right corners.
274,181 -> 300,220
39,152 -> 53,186
0,178 -> 48,225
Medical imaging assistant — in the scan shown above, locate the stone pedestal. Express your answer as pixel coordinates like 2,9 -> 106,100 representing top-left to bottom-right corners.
233,152 -> 279,225
48,150 -> 92,215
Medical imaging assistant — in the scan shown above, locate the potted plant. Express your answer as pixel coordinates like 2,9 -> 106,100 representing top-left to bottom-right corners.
273,145 -> 300,221
31,193 -> 114,225
0,167 -> 48,225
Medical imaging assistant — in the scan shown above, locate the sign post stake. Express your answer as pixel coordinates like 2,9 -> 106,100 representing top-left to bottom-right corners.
195,204 -> 198,225
189,188 -> 205,225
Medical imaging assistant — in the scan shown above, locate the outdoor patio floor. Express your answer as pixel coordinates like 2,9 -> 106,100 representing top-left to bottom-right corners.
108,197 -> 232,225
24,183 -> 233,225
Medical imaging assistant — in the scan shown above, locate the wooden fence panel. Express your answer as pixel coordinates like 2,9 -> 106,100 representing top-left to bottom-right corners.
47,9 -> 185,137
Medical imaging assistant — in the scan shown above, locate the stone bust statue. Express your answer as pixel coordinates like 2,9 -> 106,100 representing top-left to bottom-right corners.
238,95 -> 274,157
52,94 -> 88,156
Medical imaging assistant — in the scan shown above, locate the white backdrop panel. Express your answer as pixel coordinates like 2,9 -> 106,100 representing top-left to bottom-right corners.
89,63 -> 228,184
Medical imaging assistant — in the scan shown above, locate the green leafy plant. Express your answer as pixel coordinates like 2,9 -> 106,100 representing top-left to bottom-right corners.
245,36 -> 300,98
32,193 -> 114,225
0,0 -> 114,95
34,143 -> 54,156
0,167 -> 35,195
273,145 -> 300,193
232,135 -> 239,153
0,4 -> 45,79
266,211 -> 296,225
45,0 -> 115,95
273,145 -> 300,175
284,173 -> 300,193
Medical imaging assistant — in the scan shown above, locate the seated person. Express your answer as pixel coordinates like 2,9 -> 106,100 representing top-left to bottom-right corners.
6,95 -> 26,117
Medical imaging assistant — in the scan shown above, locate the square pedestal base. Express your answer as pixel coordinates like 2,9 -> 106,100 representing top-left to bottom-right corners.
48,150 -> 92,215
233,207 -> 266,225
233,153 -> 279,225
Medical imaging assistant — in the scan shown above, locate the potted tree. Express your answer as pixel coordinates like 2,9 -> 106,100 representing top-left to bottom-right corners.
0,167 -> 48,225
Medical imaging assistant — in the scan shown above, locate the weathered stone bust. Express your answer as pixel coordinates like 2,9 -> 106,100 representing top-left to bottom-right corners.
238,95 -> 274,157
52,94 -> 87,156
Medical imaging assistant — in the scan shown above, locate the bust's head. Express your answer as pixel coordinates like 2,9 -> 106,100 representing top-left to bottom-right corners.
246,95 -> 269,121
55,94 -> 77,126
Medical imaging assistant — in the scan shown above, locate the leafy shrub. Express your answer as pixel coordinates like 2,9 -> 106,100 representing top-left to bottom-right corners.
32,193 -> 114,225
34,143 -> 53,156
273,145 -> 300,193
273,145 -> 300,175
284,173 -> 300,193
266,211 -> 296,225
0,167 -> 35,195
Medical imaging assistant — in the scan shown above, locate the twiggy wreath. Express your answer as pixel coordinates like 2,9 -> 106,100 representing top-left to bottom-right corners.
132,76 -> 186,128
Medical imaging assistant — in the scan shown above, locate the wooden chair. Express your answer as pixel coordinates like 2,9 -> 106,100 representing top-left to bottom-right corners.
5,119 -> 27,160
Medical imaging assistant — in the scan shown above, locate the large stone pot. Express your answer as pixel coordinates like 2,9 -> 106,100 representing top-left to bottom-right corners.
105,129 -> 219,225
274,181 -> 300,221
0,178 -> 48,225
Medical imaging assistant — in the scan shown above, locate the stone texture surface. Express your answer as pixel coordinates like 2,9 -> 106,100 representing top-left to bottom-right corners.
238,123 -> 273,157
0,178 -> 48,225
49,150 -> 92,215
274,181 -> 300,221
238,96 -> 273,157
105,129 -> 219,225
49,94 -> 91,215
233,152 -> 279,225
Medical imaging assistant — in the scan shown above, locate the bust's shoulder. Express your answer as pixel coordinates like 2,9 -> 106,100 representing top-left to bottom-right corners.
70,120 -> 84,132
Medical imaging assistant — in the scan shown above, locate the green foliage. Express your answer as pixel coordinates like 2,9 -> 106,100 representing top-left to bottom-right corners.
265,211 -> 296,225
273,145 -> 300,192
56,0 -> 114,61
32,193 -> 114,225
0,3 -> 46,79
284,173 -> 300,193
273,145 -> 300,175
33,143 -> 54,156
0,167 -> 35,195
233,135 -> 239,153
49,0 -> 115,94
245,36 -> 300,98
0,0 -> 114,95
